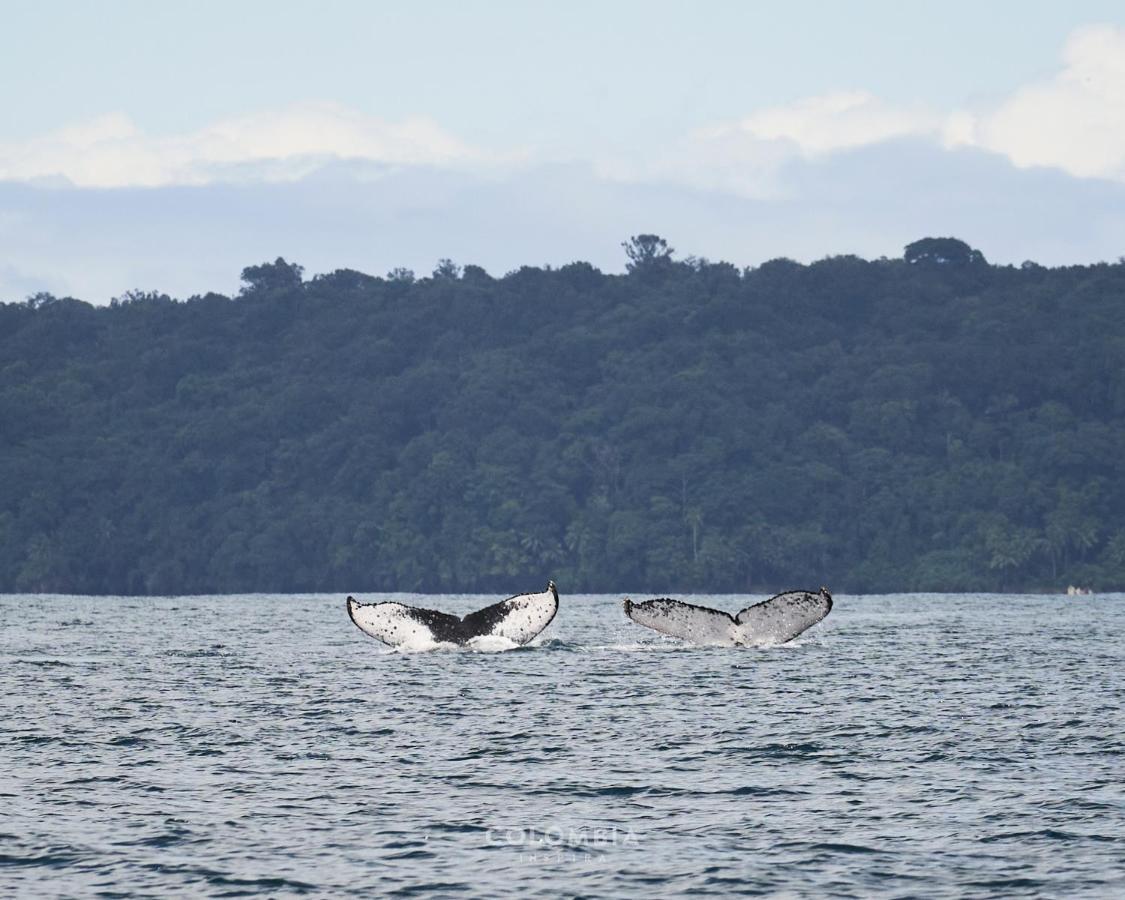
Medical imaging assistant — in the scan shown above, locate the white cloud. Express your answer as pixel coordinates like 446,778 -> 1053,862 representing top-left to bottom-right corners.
0,102 -> 495,188
596,91 -> 941,198
671,24 -> 1125,192
958,24 -> 1125,180
4,25 -> 1125,195
714,90 -> 940,157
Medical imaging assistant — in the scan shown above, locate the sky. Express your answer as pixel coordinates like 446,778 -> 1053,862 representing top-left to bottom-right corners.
3,0 -> 1125,302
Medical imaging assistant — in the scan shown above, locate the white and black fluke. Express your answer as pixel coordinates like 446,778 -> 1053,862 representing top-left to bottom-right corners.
347,581 -> 559,648
623,587 -> 832,646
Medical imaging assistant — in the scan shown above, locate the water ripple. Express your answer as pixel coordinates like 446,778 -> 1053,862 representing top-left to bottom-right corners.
1,592 -> 1123,896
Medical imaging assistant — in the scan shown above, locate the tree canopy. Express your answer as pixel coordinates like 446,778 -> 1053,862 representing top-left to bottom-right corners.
2,237 -> 1124,595
904,237 -> 987,267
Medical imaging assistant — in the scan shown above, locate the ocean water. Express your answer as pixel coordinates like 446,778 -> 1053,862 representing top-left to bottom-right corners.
2,592 -> 1123,897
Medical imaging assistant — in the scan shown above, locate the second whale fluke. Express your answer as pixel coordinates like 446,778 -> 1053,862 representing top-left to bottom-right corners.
623,587 -> 832,646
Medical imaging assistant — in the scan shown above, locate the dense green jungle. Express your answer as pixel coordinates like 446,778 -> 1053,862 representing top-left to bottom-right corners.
2,236 -> 1123,594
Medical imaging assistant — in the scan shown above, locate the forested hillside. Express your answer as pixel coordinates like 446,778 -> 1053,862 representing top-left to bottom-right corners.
2,236 -> 1124,594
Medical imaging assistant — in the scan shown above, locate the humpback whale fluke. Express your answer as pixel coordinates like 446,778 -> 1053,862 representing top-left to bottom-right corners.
623,587 -> 832,646
347,581 -> 559,648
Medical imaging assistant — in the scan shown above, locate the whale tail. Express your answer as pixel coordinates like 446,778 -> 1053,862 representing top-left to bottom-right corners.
732,587 -> 832,645
346,597 -> 463,648
622,597 -> 738,645
459,581 -> 558,645
348,581 -> 559,648
624,587 -> 831,646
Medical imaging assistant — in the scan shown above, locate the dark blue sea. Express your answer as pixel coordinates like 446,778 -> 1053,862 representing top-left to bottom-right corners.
3,592 -> 1124,897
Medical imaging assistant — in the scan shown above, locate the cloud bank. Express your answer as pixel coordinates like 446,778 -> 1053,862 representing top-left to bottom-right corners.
4,25 -> 1125,192
965,24 -> 1125,180
0,103 -> 496,188
3,25 -> 1125,302
636,24 -> 1125,197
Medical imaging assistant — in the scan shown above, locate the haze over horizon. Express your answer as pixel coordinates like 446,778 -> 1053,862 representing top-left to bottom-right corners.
5,0 -> 1125,303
